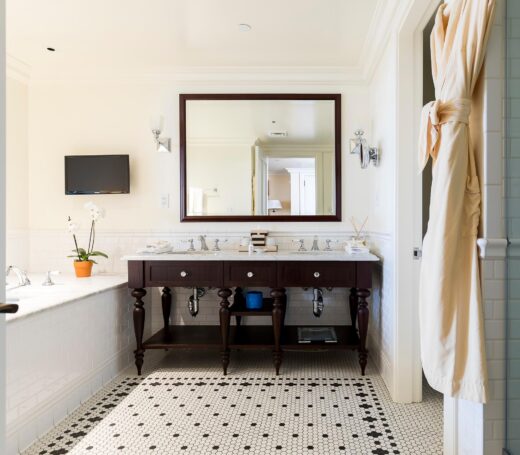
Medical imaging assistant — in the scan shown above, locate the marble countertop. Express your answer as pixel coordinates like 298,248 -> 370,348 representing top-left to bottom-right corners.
122,250 -> 380,262
6,274 -> 128,322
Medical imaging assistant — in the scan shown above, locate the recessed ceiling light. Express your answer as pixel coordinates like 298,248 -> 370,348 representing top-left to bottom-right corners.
238,23 -> 252,32
46,47 -> 56,52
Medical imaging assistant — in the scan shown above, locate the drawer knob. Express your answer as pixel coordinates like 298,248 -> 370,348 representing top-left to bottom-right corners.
314,272 -> 320,278
247,272 -> 254,278
180,271 -> 188,278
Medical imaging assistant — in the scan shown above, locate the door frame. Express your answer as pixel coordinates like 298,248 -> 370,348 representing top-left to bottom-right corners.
1,0 -> 7,451
394,0 -> 439,404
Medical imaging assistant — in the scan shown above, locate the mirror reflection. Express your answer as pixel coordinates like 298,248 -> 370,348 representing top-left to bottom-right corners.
185,99 -> 336,217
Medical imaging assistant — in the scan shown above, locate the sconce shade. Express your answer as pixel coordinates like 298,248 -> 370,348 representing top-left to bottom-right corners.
268,199 -> 283,210
149,115 -> 164,132
349,129 -> 379,168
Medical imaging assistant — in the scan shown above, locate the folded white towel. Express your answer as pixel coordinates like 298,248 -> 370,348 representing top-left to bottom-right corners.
137,240 -> 172,254
346,245 -> 370,255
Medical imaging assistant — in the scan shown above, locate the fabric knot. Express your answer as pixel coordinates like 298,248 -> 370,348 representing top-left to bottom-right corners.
418,98 -> 471,172
429,100 -> 442,126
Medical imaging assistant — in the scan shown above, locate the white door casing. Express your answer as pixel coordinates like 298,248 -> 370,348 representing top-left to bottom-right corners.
0,0 -> 7,451
254,145 -> 268,215
394,0 -> 439,404
300,172 -> 317,215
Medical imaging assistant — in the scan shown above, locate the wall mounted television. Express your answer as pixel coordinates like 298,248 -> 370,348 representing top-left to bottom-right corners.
65,155 -> 130,195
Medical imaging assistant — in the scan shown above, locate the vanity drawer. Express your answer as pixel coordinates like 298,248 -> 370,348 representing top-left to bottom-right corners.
145,261 -> 223,287
224,261 -> 277,287
277,261 -> 356,287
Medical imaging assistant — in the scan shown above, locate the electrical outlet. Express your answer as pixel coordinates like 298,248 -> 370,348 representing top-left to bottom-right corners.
160,193 -> 170,209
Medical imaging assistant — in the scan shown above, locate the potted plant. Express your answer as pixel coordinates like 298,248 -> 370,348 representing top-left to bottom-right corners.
67,202 -> 108,277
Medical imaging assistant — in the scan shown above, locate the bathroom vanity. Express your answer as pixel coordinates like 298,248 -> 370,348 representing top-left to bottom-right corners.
125,251 -> 379,376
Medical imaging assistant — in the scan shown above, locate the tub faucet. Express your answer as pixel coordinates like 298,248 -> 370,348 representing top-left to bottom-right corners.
199,235 -> 209,251
6,266 -> 31,286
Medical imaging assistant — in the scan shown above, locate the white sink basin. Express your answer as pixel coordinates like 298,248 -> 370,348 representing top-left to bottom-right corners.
286,250 -> 340,255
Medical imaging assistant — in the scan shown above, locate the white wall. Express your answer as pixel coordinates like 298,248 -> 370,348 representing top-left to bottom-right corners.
367,38 -> 397,397
6,70 -> 403,407
187,143 -> 253,215
6,77 -> 29,269
26,80 -> 371,234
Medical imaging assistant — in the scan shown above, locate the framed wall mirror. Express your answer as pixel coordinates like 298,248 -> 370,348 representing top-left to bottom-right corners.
180,94 -> 341,222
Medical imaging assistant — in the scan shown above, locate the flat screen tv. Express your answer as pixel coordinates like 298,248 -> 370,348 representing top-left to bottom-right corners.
65,155 -> 130,194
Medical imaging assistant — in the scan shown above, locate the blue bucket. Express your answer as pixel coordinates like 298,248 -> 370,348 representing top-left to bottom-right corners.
246,291 -> 263,310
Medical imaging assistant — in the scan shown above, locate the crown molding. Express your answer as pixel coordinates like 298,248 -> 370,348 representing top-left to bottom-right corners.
187,136 -> 255,146
7,1 -> 410,87
28,65 -> 367,86
360,0 -> 418,82
6,54 -> 31,83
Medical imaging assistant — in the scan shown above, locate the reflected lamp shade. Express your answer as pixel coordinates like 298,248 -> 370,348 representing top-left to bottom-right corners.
268,200 -> 283,210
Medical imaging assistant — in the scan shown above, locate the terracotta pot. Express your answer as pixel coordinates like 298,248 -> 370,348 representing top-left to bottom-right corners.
74,260 -> 93,278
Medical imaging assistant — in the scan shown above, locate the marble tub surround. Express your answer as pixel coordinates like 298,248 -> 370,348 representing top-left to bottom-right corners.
6,273 -> 128,321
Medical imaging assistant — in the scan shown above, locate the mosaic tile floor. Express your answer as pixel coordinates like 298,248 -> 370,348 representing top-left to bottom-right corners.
23,350 -> 442,455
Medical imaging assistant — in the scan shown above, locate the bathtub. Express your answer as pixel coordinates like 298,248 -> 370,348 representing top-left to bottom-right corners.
5,273 -> 137,454
6,274 -> 128,321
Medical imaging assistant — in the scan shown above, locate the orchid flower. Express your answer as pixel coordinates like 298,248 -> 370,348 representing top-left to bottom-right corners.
67,217 -> 79,234
67,208 -> 108,263
84,202 -> 105,221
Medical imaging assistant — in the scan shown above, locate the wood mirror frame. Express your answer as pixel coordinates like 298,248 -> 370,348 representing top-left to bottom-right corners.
179,93 -> 341,222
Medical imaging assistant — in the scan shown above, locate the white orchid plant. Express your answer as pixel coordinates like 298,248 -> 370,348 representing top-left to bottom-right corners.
67,202 -> 108,263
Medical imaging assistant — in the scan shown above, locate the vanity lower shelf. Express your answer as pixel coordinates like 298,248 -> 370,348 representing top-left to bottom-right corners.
143,325 -> 360,350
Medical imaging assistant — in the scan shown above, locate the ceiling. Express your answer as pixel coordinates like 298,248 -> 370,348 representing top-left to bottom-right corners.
268,157 -> 315,174
7,0 -> 382,77
186,99 -> 335,146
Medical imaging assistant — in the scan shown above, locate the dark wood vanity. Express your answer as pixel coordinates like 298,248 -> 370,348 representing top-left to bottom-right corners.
127,257 -> 375,377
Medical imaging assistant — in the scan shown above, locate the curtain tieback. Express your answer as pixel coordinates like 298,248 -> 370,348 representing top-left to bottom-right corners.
418,98 -> 471,172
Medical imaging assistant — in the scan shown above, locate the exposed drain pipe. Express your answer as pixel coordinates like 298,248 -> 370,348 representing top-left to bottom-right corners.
312,287 -> 324,317
188,287 -> 206,317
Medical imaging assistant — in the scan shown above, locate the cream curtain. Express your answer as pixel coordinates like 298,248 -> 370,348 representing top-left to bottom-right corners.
419,0 -> 496,403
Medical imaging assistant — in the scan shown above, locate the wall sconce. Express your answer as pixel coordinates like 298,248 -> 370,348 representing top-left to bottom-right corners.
268,199 -> 283,214
150,115 -> 171,153
350,129 -> 379,168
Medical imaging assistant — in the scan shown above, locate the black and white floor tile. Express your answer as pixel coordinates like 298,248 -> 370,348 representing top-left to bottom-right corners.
23,351 -> 442,455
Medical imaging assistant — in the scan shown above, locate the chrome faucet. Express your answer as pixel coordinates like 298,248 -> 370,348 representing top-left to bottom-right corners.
199,235 -> 209,251
6,266 -> 31,286
311,236 -> 320,251
42,270 -> 60,286
186,239 -> 196,252
212,238 -> 227,251
293,239 -> 306,252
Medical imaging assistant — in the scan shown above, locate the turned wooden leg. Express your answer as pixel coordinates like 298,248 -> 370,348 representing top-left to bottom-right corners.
281,294 -> 288,328
357,288 -> 370,375
234,287 -> 245,327
234,287 -> 245,307
161,287 -> 172,341
131,288 -> 147,375
349,288 -> 358,330
219,288 -> 232,375
271,288 -> 286,375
